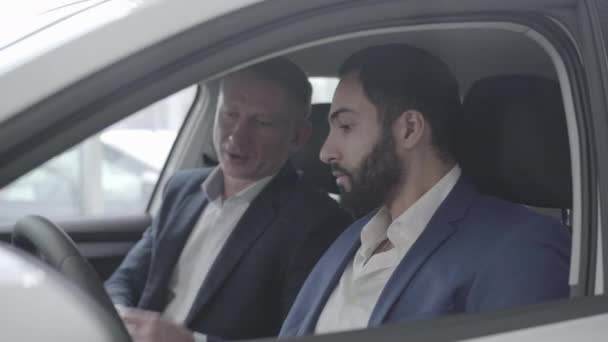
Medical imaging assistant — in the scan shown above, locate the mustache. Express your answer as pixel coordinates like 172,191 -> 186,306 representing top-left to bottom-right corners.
330,163 -> 352,178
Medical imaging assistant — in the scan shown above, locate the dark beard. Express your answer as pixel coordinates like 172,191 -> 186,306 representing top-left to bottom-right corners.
333,131 -> 403,218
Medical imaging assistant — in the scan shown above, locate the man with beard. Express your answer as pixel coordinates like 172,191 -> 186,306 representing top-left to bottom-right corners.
279,44 -> 571,336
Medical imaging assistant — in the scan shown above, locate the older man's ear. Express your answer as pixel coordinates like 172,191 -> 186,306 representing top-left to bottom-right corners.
290,119 -> 312,153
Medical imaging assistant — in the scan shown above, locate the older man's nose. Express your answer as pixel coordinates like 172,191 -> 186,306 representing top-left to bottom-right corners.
229,119 -> 251,145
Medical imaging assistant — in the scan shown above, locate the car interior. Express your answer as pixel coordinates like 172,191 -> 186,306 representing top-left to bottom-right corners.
0,20 -> 581,340
201,25 -> 571,207
240,26 -> 572,225
150,23 -> 577,320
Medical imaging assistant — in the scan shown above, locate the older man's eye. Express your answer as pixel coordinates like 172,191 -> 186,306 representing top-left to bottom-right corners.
256,119 -> 273,127
339,124 -> 352,132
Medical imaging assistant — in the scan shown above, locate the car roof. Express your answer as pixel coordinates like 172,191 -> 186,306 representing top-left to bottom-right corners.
0,0 -> 571,125
0,0 -> 264,124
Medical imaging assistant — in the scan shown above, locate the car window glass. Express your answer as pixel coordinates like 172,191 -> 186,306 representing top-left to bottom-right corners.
310,77 -> 339,103
0,85 -> 197,223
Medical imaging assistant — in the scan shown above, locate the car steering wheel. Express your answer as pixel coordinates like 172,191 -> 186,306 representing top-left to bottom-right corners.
12,215 -> 131,341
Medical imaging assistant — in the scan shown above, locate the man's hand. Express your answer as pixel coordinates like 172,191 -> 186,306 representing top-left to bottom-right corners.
118,307 -> 195,342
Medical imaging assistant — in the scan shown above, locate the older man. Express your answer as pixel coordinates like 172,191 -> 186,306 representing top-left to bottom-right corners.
105,58 -> 352,342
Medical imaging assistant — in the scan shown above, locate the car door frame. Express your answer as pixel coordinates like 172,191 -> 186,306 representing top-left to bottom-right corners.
579,0 -> 608,296
0,0 -> 606,339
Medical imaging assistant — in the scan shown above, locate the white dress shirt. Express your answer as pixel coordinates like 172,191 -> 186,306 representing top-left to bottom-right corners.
162,167 -> 274,325
315,166 -> 461,334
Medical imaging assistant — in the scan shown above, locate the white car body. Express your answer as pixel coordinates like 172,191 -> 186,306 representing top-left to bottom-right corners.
0,0 -> 607,341
0,0 -> 261,122
0,246 -> 116,341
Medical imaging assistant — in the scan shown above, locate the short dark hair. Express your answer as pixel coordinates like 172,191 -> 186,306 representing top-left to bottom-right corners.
339,44 -> 462,160
229,57 -> 312,119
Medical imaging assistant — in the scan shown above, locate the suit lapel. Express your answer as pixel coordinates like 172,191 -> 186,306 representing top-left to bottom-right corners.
368,178 -> 476,325
185,165 -> 297,323
140,190 -> 208,310
296,212 -> 376,335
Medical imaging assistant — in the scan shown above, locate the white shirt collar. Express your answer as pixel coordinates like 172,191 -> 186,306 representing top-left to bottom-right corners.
358,165 -> 462,263
201,167 -> 275,206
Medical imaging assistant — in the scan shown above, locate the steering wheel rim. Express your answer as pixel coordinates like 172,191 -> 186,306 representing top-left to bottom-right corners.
12,215 -> 130,341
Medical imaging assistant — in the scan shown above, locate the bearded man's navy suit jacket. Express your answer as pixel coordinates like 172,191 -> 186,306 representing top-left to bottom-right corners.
280,177 -> 571,336
105,164 -> 352,340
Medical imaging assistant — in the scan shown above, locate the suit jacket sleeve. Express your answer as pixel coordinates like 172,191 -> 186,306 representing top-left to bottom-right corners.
279,198 -> 352,319
466,217 -> 571,311
104,174 -> 188,306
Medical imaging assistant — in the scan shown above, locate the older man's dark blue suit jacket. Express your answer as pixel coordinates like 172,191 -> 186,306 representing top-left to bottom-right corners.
105,164 -> 351,340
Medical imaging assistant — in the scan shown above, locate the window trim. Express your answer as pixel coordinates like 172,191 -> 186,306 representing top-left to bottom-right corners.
581,0 -> 608,296
146,83 -> 206,215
